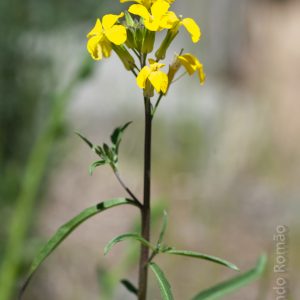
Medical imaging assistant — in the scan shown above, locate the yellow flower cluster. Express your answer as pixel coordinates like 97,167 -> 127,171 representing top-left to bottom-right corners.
86,0 -> 205,97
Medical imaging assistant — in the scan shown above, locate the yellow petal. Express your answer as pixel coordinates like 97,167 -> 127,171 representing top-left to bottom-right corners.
178,53 -> 206,84
105,25 -> 127,45
178,55 -> 196,75
137,66 -> 151,89
144,19 -> 161,31
151,0 -> 170,19
181,18 -> 201,43
101,38 -> 113,58
160,71 -> 169,93
129,4 -> 150,20
160,11 -> 179,29
87,19 -> 103,38
87,35 -> 103,60
148,70 -> 168,93
102,13 -> 124,31
197,64 -> 206,84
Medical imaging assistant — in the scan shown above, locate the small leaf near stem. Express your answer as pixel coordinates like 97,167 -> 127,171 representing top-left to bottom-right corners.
149,262 -> 174,300
121,279 -> 138,296
163,249 -> 239,271
104,233 -> 156,256
156,211 -> 168,250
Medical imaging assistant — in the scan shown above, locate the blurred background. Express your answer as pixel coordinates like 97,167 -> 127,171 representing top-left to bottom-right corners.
0,0 -> 299,299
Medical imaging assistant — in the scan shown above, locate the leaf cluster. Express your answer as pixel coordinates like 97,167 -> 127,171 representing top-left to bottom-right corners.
76,121 -> 132,174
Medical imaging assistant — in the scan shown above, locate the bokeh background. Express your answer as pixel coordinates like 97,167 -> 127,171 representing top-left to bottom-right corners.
0,0 -> 299,299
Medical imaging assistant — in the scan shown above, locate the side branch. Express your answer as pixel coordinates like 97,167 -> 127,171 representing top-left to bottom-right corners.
114,170 -> 142,209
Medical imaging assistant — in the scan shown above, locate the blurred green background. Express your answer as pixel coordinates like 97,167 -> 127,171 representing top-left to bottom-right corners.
0,0 -> 299,299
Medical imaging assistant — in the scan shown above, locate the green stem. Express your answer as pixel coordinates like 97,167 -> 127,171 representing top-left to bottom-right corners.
138,97 -> 152,300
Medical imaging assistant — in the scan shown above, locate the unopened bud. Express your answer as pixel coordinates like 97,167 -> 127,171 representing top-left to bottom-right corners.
142,29 -> 155,54
112,45 -> 135,71
155,26 -> 179,60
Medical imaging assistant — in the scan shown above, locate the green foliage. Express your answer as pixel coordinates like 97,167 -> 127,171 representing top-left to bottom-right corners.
76,121 -> 132,174
104,233 -> 155,256
156,211 -> 168,250
192,255 -> 267,300
162,249 -> 239,271
20,198 -> 138,298
149,262 -> 174,300
120,279 -> 138,296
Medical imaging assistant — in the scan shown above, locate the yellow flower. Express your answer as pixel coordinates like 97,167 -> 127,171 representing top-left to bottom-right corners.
177,53 -> 206,84
155,14 -> 201,60
167,13 -> 201,43
120,0 -> 174,10
87,13 -> 127,60
128,0 -> 174,32
137,59 -> 168,95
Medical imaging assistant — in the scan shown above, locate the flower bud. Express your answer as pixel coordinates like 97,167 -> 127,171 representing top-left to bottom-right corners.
155,24 -> 180,60
142,29 -> 156,54
112,45 -> 135,71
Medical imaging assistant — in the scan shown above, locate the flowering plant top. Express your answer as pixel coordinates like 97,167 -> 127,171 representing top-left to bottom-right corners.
86,0 -> 205,98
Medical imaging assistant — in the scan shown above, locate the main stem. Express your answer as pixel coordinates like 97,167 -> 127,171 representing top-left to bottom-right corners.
138,97 -> 152,300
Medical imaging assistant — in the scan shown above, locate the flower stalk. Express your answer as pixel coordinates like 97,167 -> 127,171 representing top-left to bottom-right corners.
138,97 -> 152,300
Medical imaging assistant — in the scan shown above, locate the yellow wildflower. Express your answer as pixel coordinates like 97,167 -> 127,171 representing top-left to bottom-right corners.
155,14 -> 201,60
167,13 -> 201,43
128,0 -> 174,32
120,0 -> 174,10
137,59 -> 168,95
177,53 -> 206,84
87,13 -> 127,60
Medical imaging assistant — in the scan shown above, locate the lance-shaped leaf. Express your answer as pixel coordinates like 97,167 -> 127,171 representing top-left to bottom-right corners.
157,210 -> 168,249
150,262 -> 174,300
120,279 -> 138,296
89,160 -> 106,175
110,121 -> 132,154
163,249 -> 239,271
104,233 -> 155,255
75,131 -> 94,149
76,132 -> 103,157
20,198 -> 138,298
191,255 -> 267,300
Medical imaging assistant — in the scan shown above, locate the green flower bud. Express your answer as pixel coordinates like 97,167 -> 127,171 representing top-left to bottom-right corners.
112,44 -> 135,71
142,29 -> 155,54
155,26 -> 179,60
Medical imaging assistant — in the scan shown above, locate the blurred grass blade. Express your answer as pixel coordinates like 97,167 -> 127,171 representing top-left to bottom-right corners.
120,279 -> 138,296
157,210 -> 168,248
104,233 -> 155,255
149,262 -> 174,300
0,56 -> 94,300
164,249 -> 239,271
192,255 -> 267,300
20,198 -> 137,298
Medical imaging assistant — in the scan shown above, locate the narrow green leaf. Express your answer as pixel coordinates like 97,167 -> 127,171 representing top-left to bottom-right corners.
104,233 -> 155,255
164,249 -> 239,271
75,131 -> 93,149
120,279 -> 138,296
157,210 -> 168,249
149,262 -> 174,300
20,198 -> 138,298
110,121 -> 132,153
89,160 -> 106,175
192,255 -> 267,300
